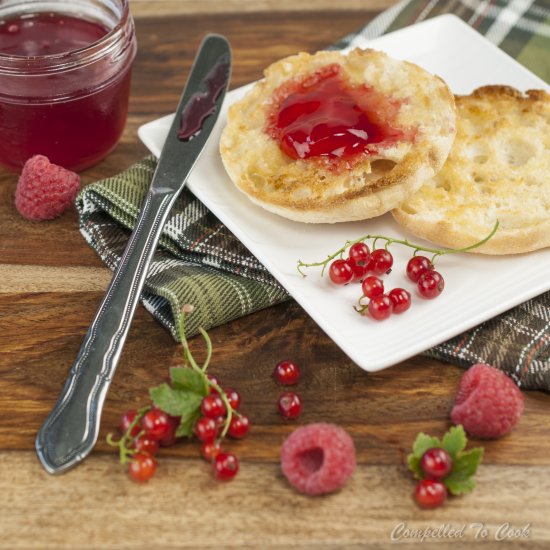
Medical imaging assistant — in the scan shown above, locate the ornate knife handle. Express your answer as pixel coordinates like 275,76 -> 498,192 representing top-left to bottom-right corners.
36,187 -> 176,474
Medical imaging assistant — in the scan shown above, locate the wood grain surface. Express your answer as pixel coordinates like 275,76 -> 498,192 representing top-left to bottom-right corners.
1,2 -> 549,548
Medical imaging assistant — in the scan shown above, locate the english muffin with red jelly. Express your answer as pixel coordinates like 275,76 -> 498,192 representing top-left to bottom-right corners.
220,48 -> 456,223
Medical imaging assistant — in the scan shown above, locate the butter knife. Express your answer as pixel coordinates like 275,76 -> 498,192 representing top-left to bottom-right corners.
36,34 -> 232,474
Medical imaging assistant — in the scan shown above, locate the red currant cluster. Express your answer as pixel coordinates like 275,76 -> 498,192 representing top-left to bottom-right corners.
298,223 -> 499,322
112,377 -> 248,483
107,305 -> 249,483
274,360 -> 302,420
328,241 -> 443,320
408,425 -> 484,509
414,448 -> 453,509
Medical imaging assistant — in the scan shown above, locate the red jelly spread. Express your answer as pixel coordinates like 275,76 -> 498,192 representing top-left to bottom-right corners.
267,64 -> 407,165
178,57 -> 230,141
0,2 -> 136,172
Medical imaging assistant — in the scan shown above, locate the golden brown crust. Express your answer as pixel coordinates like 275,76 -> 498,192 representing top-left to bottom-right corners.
393,86 -> 550,254
220,48 -> 456,223
468,85 -> 547,103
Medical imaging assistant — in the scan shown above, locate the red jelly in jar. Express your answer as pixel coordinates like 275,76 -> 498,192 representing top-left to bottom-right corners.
0,0 -> 137,171
267,64 -> 405,165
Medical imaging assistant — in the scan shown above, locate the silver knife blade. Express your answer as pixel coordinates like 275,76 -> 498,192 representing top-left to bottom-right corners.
35,34 -> 232,474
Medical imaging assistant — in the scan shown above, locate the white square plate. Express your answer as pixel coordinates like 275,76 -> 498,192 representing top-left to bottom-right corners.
138,14 -> 550,372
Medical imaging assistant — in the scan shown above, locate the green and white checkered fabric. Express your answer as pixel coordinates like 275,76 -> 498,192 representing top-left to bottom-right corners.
77,0 -> 550,389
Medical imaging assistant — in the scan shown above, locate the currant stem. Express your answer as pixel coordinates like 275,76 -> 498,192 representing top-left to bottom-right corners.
353,295 -> 369,315
178,305 -> 241,437
209,380 -> 233,438
179,304 -> 196,368
199,327 -> 213,373
296,220 -> 499,275
178,306 -> 205,377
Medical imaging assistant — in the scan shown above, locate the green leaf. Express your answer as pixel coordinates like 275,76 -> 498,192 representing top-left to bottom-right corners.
444,447 -> 484,495
169,367 -> 208,396
412,433 -> 441,458
176,409 -> 201,438
454,447 -> 484,478
442,425 -> 467,458
407,454 -> 424,479
149,383 -> 203,418
445,476 -> 476,495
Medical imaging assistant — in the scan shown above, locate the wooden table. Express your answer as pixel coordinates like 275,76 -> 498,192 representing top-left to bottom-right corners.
1,1 -> 549,547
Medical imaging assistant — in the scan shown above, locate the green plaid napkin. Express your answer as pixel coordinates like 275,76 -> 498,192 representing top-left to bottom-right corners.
77,155 -> 289,339
77,0 -> 550,389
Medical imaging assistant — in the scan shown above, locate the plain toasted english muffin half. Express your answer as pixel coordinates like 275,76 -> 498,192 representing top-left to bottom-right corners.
393,86 -> 550,254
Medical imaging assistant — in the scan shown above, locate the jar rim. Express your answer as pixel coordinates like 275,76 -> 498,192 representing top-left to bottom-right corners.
0,0 -> 132,67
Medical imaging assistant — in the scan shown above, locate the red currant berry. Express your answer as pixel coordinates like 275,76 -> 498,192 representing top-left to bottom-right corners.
364,254 -> 375,273
278,392 -> 302,420
370,249 -> 393,275
132,434 -> 160,456
348,242 -> 370,265
361,276 -> 384,299
128,452 -> 157,482
119,409 -> 141,437
141,408 -> 171,441
417,270 -> 445,299
348,243 -> 371,281
348,258 -> 368,282
368,294 -> 393,321
388,288 -> 412,314
414,479 -> 447,509
406,255 -> 433,283
228,414 -> 250,439
194,416 -> 218,443
213,452 -> 239,481
225,388 -> 241,410
420,448 -> 453,479
207,374 -> 221,392
328,259 -> 354,285
274,360 -> 301,385
200,394 -> 226,419
213,415 -> 227,431
200,441 -> 222,462
159,415 -> 180,447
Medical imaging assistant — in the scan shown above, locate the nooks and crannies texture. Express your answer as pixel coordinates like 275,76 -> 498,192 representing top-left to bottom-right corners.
393,86 -> 550,254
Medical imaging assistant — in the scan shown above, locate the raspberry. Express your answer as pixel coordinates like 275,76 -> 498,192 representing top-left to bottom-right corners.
280,423 -> 356,496
15,155 -> 80,221
451,363 -> 524,439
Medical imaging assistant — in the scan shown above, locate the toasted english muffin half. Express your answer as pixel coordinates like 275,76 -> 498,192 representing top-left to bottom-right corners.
393,86 -> 550,254
219,48 -> 456,223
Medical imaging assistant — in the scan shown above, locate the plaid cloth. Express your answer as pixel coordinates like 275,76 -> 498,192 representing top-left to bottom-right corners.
77,155 -> 289,339
76,0 -> 550,390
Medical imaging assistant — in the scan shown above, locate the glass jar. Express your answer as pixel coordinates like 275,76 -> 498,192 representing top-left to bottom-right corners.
0,0 -> 137,171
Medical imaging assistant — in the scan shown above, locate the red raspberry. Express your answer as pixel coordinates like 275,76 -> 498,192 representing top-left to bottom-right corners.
280,423 -> 356,496
451,363 -> 524,439
15,155 -> 80,221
